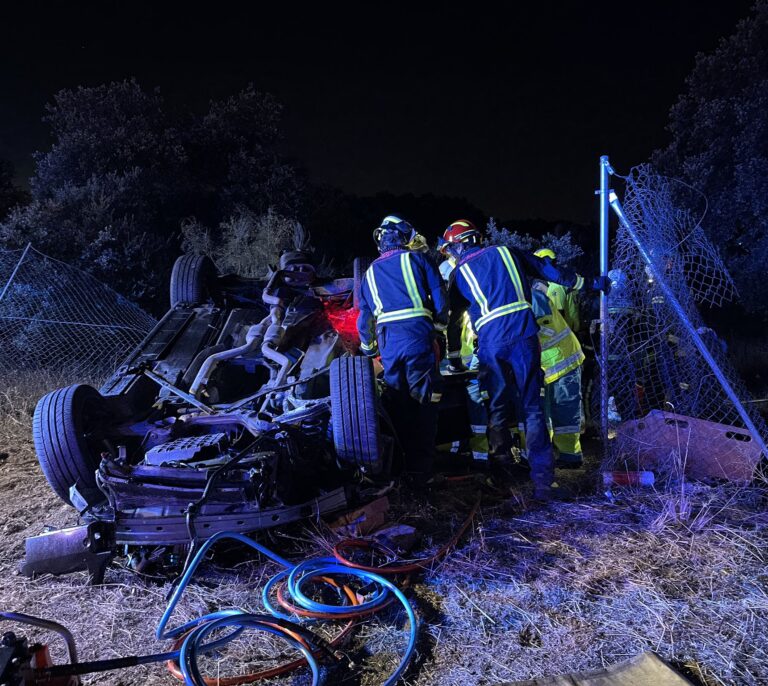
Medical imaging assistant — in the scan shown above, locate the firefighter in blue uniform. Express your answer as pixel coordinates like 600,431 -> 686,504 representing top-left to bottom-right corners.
357,215 -> 449,484
442,220 -> 610,500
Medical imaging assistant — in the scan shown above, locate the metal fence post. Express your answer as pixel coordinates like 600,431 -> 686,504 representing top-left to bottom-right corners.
599,157 -> 612,447
608,191 -> 768,458
0,242 -> 32,302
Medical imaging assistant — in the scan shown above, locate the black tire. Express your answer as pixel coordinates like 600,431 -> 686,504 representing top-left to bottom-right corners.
170,254 -> 216,307
353,257 -> 372,310
32,384 -> 110,507
330,356 -> 382,474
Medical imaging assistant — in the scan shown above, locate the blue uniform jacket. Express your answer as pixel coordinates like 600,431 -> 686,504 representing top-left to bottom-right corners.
357,249 -> 449,354
447,245 -> 586,352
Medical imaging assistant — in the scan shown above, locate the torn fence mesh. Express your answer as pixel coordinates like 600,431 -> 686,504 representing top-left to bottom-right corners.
0,246 -> 155,378
600,165 -> 767,476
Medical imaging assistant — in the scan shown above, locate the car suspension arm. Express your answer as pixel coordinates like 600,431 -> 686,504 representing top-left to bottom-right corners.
143,369 -> 214,414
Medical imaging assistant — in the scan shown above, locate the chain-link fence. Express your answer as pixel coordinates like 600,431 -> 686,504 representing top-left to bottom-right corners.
0,245 -> 156,378
602,165 -> 767,477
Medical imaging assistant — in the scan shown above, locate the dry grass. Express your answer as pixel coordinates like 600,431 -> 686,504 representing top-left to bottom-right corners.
1,371 -> 768,685
411,487 -> 768,686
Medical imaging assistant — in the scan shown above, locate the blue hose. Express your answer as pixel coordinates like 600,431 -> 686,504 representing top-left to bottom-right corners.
157,531 -> 418,686
286,558 -> 418,685
157,531 -> 291,642
178,614 -> 322,686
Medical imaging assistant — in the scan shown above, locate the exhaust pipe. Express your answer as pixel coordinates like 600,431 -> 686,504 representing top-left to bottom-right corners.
189,318 -> 269,398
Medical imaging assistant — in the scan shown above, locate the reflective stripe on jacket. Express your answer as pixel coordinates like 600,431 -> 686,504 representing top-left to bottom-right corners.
448,246 -> 537,345
366,252 -> 433,323
447,244 -> 587,353
459,246 -> 531,330
531,286 -> 584,384
357,249 -> 448,353
547,282 -> 581,333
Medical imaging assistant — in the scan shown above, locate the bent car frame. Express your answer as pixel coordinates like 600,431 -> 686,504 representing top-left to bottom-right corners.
23,250 -> 401,579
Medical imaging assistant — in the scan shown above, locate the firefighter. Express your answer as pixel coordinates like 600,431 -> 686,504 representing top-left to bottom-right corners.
357,215 -> 449,485
406,232 -> 430,253
436,242 -> 490,463
530,282 -> 585,467
533,248 -> 581,333
443,220 -> 610,500
532,248 -> 587,463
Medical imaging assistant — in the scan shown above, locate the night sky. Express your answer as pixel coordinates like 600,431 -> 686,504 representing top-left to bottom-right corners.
0,2 -> 755,223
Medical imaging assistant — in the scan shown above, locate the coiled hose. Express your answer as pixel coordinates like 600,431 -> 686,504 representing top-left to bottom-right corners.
8,499 -> 477,686
157,531 -> 419,686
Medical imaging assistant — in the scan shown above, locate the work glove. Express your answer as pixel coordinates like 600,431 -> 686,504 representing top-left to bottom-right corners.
445,353 -> 467,374
359,342 -> 379,357
591,275 -> 612,294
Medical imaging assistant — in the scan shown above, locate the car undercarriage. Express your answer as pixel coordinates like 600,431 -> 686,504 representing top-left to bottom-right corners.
23,251 -> 470,580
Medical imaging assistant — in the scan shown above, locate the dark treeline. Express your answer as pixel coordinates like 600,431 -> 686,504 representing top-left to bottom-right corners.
0,1 -> 766,322
0,79 -> 589,314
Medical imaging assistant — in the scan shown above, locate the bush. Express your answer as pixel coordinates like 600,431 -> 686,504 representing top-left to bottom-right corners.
486,217 -> 584,266
182,208 -> 305,278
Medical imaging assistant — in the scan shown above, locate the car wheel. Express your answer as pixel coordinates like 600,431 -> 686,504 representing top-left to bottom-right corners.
32,384 -> 111,507
330,356 -> 382,474
353,257 -> 372,310
169,254 -> 216,307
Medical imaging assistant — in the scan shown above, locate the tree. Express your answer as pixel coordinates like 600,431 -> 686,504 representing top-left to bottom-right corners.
192,85 -> 305,222
0,80 -> 302,310
0,81 -> 186,304
0,160 -> 29,221
653,0 -> 768,317
486,217 -> 584,266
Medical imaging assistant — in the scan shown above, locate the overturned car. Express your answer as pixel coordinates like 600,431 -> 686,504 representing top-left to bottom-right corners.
24,251 -> 471,579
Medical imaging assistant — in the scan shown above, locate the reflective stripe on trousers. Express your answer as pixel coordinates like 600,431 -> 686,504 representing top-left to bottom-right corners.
545,365 -> 583,459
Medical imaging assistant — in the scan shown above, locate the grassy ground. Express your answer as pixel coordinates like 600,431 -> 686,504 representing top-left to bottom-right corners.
1,372 -> 767,685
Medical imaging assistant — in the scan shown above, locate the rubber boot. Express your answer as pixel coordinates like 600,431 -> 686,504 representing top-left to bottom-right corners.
532,480 -> 573,502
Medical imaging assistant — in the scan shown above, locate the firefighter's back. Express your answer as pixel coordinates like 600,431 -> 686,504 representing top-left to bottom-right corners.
454,245 -> 539,345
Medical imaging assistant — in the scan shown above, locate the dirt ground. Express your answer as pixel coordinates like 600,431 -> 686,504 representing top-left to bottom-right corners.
2,373 -> 768,686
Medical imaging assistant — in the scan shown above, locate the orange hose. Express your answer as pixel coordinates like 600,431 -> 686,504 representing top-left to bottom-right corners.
275,580 -> 389,620
165,497 -> 479,684
333,496 -> 479,575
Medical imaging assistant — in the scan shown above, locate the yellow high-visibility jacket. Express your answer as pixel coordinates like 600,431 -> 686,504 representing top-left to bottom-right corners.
532,285 -> 584,384
546,282 -> 580,333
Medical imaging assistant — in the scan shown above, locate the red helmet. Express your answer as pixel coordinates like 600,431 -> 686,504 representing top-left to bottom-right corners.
440,220 -> 481,254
